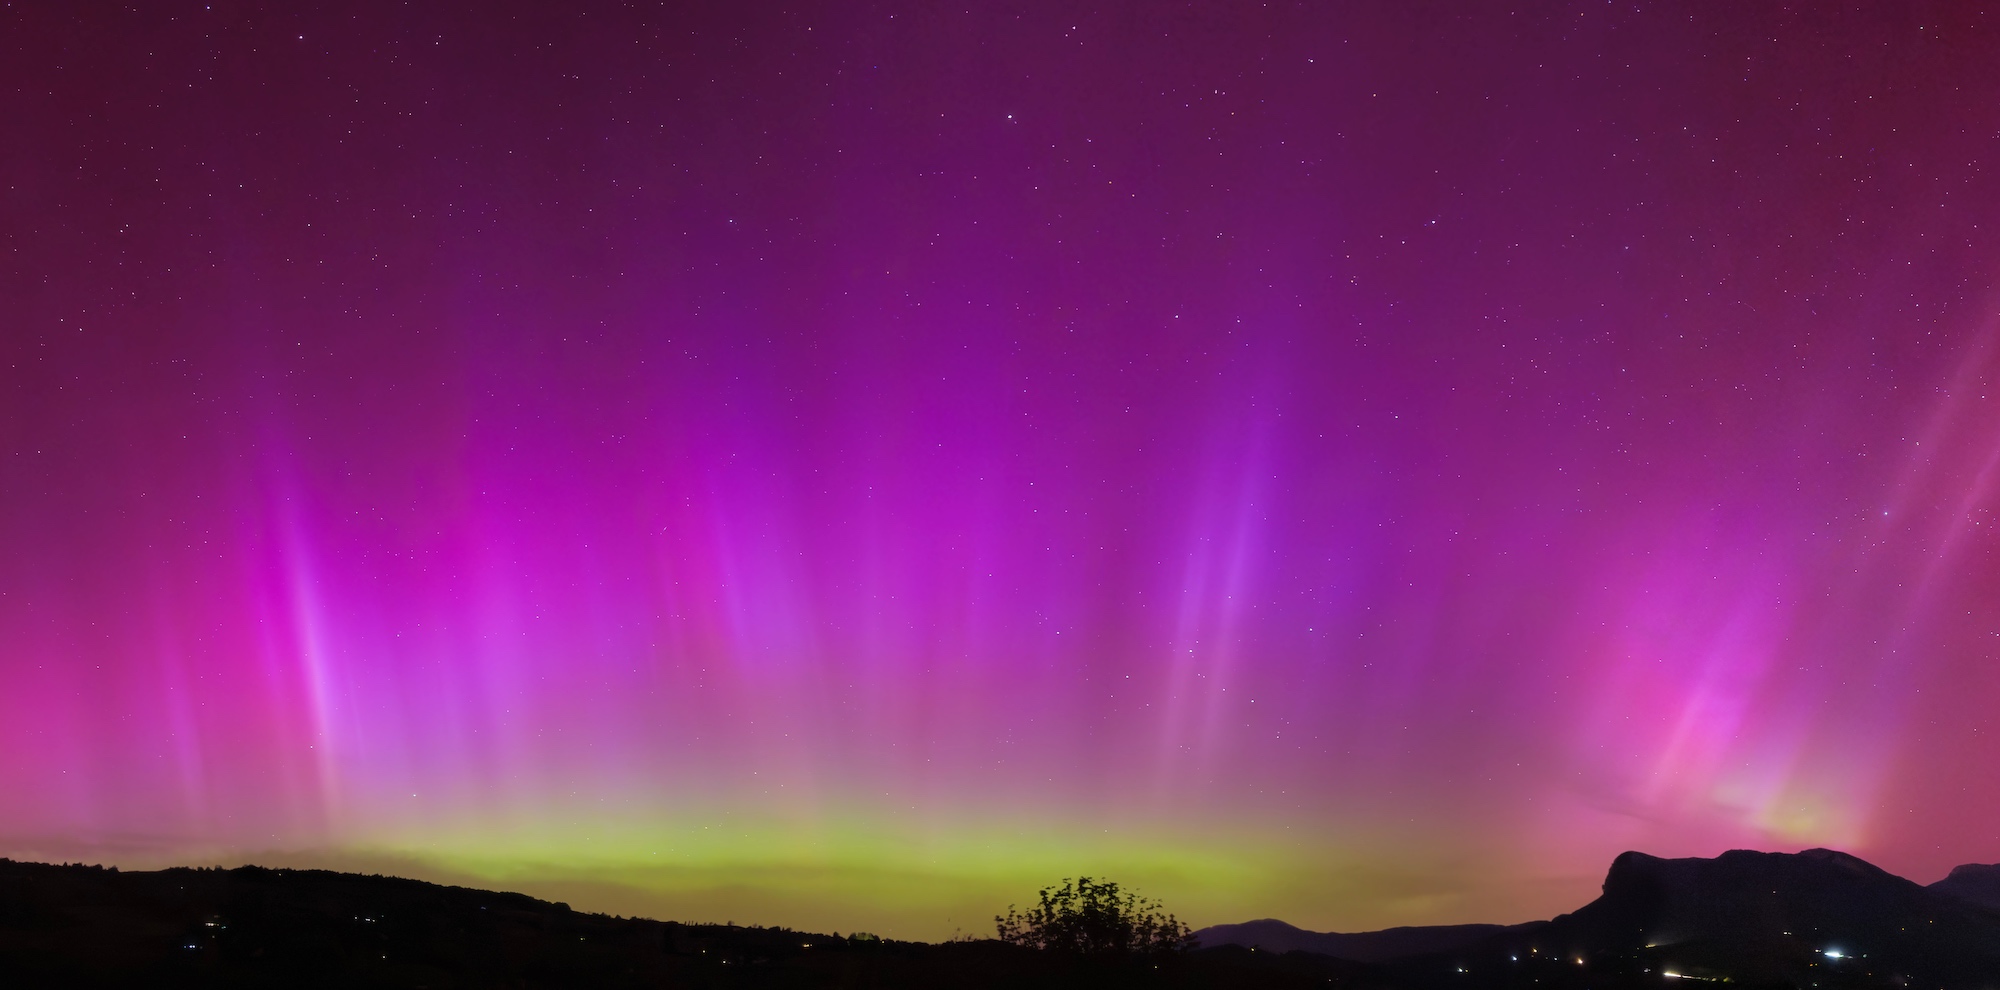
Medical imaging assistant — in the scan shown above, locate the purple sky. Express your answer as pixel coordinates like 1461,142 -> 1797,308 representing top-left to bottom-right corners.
4,2 -> 1999,938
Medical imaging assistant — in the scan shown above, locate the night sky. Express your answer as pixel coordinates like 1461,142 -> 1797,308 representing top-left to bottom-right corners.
5,1 -> 2000,940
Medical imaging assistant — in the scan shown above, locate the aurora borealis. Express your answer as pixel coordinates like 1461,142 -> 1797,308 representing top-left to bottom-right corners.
5,1 -> 2000,940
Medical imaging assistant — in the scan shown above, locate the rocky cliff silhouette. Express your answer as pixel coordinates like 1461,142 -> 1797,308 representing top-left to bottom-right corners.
1200,848 -> 2000,989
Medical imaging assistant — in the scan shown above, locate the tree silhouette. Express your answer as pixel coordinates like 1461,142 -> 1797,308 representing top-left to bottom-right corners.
994,877 -> 1194,957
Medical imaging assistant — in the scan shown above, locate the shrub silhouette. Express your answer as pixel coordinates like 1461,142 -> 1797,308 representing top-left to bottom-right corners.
994,877 -> 1194,957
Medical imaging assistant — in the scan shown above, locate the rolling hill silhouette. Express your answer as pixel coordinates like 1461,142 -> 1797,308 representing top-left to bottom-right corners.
1193,919 -> 1530,962
0,858 -> 1366,988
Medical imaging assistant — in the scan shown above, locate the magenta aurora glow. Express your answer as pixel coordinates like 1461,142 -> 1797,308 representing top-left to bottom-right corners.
4,2 -> 2000,939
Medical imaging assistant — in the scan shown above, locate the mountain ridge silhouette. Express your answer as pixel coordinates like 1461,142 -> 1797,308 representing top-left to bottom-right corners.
1192,918 -> 1531,962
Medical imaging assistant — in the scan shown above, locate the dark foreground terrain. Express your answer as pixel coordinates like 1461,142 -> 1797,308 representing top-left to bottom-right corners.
0,858 -> 1376,989
7,848 -> 2000,988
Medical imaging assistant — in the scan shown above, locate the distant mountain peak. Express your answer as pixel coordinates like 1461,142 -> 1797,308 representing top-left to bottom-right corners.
1192,917 -> 1531,963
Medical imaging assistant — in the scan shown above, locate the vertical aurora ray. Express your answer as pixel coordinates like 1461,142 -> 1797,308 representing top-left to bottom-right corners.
6,1 -> 2000,939
268,492 -> 342,826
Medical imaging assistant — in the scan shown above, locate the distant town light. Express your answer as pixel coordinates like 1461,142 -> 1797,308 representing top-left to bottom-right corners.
1823,948 -> 1845,960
